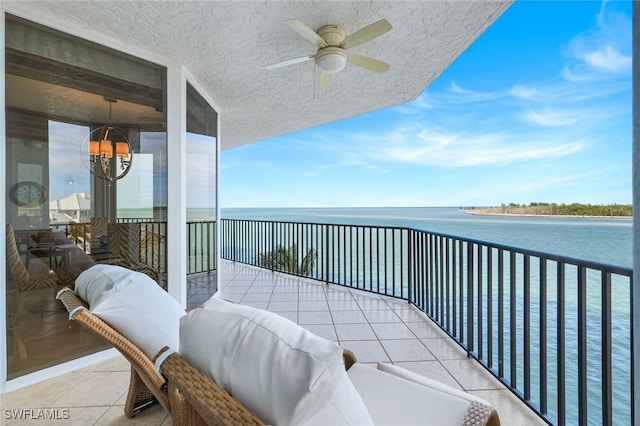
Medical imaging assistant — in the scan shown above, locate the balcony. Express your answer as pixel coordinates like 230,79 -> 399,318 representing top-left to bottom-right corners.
1,259 -> 543,425
3,217 -> 631,425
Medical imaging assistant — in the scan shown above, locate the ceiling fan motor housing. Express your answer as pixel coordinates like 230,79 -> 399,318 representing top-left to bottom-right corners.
318,25 -> 345,45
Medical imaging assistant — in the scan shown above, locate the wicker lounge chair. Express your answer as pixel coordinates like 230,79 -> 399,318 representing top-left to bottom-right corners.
6,225 -> 62,321
56,288 -> 192,422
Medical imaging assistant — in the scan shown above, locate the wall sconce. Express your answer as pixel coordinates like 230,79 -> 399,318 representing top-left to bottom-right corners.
88,98 -> 133,181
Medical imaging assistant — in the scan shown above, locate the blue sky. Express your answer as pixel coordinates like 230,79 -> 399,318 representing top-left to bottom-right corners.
220,1 -> 632,208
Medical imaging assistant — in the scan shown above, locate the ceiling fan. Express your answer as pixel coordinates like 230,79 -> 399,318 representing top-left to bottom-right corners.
267,18 -> 392,88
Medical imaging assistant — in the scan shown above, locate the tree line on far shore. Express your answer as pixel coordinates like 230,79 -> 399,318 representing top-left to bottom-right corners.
463,202 -> 632,217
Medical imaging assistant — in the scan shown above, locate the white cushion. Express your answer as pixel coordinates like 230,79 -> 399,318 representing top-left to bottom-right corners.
80,264 -> 184,359
75,264 -> 132,306
376,362 -> 491,405
181,298 -> 367,425
348,363 -> 474,426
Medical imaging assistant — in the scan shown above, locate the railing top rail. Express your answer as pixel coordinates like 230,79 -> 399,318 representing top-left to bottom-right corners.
220,218 -> 632,277
409,228 -> 632,276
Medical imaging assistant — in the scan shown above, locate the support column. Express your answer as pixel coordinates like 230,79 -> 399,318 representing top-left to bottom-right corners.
166,64 -> 187,307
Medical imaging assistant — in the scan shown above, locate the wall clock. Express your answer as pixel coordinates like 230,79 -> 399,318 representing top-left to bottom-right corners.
9,181 -> 48,207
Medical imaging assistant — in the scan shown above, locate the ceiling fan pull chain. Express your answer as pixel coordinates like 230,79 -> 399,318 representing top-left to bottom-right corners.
313,63 -> 317,99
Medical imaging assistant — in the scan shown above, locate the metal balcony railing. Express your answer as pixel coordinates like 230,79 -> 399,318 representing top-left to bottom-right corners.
220,218 -> 633,426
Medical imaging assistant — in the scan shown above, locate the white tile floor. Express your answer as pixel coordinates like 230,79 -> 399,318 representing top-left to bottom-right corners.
0,260 -> 547,425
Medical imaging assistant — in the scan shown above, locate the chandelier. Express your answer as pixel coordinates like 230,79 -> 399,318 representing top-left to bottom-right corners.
87,97 -> 133,181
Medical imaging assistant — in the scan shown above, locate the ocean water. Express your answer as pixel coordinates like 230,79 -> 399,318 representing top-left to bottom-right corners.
222,206 -> 632,268
222,206 -> 633,425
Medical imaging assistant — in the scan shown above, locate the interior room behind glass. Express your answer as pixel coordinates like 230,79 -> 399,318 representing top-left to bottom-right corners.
5,15 -> 167,378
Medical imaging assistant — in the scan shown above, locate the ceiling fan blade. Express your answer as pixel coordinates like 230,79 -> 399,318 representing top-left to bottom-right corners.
266,55 -> 313,70
341,19 -> 392,49
286,19 -> 327,47
347,53 -> 390,73
319,71 -> 333,89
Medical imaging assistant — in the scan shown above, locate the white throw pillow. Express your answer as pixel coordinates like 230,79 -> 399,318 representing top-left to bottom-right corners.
181,298 -> 367,426
80,264 -> 184,359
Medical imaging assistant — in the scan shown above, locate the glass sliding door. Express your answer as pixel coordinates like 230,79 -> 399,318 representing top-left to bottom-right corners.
5,15 -> 167,378
185,83 -> 218,307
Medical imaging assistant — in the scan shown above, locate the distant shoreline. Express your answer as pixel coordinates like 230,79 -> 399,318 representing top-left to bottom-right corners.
462,209 -> 632,219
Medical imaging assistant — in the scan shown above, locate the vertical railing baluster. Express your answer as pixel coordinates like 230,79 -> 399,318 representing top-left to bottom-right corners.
478,245 -> 483,359
390,229 -> 394,296
335,225 -> 340,283
356,226 -> 360,288
540,259 -> 548,416
343,226 -> 347,285
207,221 -> 211,272
557,261 -> 566,426
431,234 -> 436,315
376,227 -> 381,293
323,224 -> 329,283
602,270 -> 612,426
400,229 -> 404,299
446,237 -> 451,331
407,229 -> 411,300
452,239 -> 457,339
578,266 -> 587,425
459,240 -> 464,342
385,229 -> 390,295
349,226 -> 353,287
467,242 -> 474,353
498,248 -> 504,377
487,247 -> 493,369
524,254 -> 531,401
439,236 -> 445,323
510,251 -> 517,388
199,222 -> 203,272
422,232 -> 427,312
187,222 -> 192,273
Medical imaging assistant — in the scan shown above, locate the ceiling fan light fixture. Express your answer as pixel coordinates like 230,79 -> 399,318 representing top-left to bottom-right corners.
316,48 -> 347,73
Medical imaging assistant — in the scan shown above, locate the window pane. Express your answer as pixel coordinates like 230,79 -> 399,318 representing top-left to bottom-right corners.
5,15 -> 167,378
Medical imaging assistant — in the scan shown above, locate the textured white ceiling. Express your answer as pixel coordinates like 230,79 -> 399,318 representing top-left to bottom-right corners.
4,1 -> 512,149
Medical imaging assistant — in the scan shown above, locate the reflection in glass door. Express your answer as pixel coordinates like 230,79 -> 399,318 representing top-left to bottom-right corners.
185,83 -> 218,308
5,15 -> 167,378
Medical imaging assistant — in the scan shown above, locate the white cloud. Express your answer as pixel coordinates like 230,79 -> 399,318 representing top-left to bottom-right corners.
583,44 -> 631,73
353,125 -> 584,168
392,93 -> 434,114
520,108 -> 601,127
509,85 -> 537,100
447,82 -> 501,102
562,2 -> 631,82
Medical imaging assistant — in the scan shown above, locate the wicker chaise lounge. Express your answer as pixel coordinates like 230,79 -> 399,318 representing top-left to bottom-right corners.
57,264 -> 500,426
